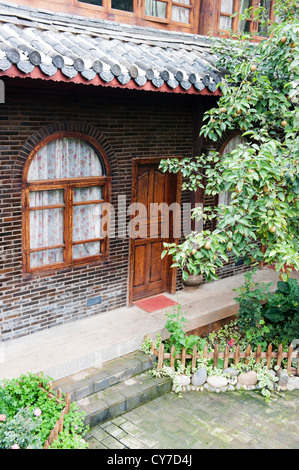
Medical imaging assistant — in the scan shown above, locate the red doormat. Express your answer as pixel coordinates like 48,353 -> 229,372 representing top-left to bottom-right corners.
134,295 -> 177,313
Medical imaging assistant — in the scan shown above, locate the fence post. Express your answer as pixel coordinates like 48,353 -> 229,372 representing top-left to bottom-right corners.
256,344 -> 261,364
277,343 -> 283,369
213,344 -> 219,368
234,344 -> 240,366
158,342 -> 164,369
245,344 -> 251,365
170,345 -> 175,368
287,344 -> 293,373
181,346 -> 186,367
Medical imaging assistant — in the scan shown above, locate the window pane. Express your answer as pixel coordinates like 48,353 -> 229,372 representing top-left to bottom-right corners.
73,241 -> 101,259
30,208 -> 64,250
172,6 -> 190,23
240,0 -> 252,14
111,0 -> 133,12
220,15 -> 233,29
28,138 -> 104,180
221,0 -> 233,14
239,0 -> 252,31
145,0 -> 167,18
73,186 -> 103,203
29,189 -> 64,207
258,0 -> 271,36
78,0 -> 102,5
30,248 -> 64,268
73,203 -> 102,242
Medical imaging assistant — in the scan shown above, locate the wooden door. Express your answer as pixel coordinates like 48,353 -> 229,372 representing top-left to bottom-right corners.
129,158 -> 181,304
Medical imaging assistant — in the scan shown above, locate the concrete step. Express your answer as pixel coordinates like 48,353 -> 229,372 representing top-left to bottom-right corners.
53,350 -> 172,428
53,350 -> 156,402
77,372 -> 172,428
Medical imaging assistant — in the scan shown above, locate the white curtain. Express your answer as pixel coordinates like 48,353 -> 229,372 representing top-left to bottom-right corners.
239,0 -> 252,32
145,0 -> 190,23
145,0 -> 166,18
73,187 -> 102,259
172,0 -> 190,23
28,137 -> 103,180
29,189 -> 64,267
219,0 -> 233,30
28,138 -> 104,267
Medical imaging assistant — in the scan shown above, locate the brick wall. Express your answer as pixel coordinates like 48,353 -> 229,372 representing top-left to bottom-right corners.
0,80 -> 198,340
0,79 -> 247,341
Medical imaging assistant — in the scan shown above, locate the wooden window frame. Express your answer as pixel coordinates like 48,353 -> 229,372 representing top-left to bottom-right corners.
218,0 -> 275,39
22,131 -> 111,276
76,0 -> 197,30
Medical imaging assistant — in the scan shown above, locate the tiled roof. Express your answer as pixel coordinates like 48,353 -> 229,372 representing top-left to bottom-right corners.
0,1 -> 223,93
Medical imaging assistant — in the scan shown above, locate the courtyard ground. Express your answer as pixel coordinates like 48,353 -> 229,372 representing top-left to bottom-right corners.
87,388 -> 299,450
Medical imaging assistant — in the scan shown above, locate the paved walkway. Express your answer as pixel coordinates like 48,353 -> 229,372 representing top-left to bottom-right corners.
87,389 -> 299,449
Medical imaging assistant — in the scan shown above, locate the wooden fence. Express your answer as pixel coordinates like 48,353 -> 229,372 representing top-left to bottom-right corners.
151,342 -> 299,376
37,377 -> 72,449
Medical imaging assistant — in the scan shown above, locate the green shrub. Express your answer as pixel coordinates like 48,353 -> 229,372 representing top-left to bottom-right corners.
261,277 -> 299,347
0,408 -> 43,449
234,271 -> 299,349
0,372 -> 88,449
164,304 -> 206,355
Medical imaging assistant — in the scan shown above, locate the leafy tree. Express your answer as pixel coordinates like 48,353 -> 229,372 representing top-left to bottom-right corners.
160,0 -> 299,282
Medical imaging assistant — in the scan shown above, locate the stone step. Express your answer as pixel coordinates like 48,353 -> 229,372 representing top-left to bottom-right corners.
76,372 -> 172,428
53,350 -> 157,402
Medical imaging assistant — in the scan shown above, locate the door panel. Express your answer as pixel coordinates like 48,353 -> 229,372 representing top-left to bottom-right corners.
129,158 -> 181,303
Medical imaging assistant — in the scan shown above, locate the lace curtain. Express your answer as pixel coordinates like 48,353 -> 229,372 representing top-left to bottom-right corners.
145,0 -> 190,23
220,0 -> 252,31
28,137 -> 104,267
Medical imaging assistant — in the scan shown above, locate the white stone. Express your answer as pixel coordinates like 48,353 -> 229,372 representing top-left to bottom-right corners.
288,376 -> 299,389
207,375 -> 228,389
175,375 -> 190,387
164,366 -> 174,375
238,371 -> 258,385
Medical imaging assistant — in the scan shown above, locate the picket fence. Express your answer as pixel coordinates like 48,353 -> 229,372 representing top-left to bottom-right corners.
151,341 -> 299,376
37,376 -> 72,449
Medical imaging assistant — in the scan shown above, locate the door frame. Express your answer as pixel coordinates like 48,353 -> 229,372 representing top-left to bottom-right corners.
128,157 -> 182,306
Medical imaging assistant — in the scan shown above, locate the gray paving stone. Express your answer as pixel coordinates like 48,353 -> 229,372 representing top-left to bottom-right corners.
87,389 -> 299,449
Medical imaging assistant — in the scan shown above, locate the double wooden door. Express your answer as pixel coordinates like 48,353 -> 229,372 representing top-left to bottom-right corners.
129,158 -> 181,304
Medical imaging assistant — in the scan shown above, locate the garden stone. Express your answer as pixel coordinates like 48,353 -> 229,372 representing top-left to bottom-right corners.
223,367 -> 239,377
164,367 -> 174,376
191,368 -> 207,387
207,375 -> 228,389
276,369 -> 289,387
288,376 -> 299,389
176,375 -> 190,387
238,371 -> 257,386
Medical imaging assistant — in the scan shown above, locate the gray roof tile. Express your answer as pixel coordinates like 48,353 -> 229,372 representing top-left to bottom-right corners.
0,0 -> 223,93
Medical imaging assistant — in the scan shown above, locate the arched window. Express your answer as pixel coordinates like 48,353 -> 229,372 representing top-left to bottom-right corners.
22,133 -> 111,274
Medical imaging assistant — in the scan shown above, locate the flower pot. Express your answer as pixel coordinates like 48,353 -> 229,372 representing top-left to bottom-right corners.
183,273 -> 203,288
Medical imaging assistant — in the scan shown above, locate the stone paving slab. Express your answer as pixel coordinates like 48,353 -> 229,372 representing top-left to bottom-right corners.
53,351 -> 156,401
77,372 -> 172,428
86,389 -> 299,450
